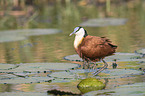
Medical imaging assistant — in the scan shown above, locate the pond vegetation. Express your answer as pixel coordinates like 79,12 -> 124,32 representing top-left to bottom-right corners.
0,0 -> 145,95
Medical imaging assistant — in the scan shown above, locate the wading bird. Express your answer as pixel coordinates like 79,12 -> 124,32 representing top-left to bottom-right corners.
69,27 -> 117,76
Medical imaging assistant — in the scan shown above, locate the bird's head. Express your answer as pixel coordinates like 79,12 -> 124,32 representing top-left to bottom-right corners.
69,26 -> 88,37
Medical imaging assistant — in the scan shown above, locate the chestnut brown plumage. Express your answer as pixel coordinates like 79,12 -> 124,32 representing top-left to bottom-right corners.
69,27 -> 117,76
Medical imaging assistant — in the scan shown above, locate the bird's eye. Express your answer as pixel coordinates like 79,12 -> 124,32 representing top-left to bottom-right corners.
74,27 -> 80,32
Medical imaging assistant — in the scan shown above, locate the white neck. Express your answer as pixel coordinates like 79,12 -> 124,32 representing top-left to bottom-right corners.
74,28 -> 85,49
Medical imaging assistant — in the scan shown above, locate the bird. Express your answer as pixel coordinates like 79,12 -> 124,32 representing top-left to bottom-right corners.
69,26 -> 117,76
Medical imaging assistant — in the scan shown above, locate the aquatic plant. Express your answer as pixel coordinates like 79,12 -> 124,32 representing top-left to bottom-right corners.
0,29 -> 62,43
84,82 -> 145,96
0,63 -> 80,73
77,78 -> 105,93
80,18 -> 127,27
64,52 -> 143,62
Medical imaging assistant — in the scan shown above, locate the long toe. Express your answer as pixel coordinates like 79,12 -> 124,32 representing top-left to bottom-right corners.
93,70 -> 99,76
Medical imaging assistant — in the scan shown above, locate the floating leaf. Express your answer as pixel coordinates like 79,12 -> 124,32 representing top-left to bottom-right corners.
116,60 -> 145,69
13,72 -> 36,77
49,71 -> 76,79
104,53 -> 142,61
0,77 -> 53,84
0,29 -> 62,43
69,69 -> 96,74
0,29 -> 62,37
100,69 -> 143,78
0,92 -> 48,96
0,74 -> 17,79
19,63 -> 80,71
84,82 -> 145,96
0,35 -> 27,43
22,29 -> 62,36
0,63 -> 18,70
63,54 -> 83,62
51,78 -> 76,83
49,69 -> 96,79
49,69 -> 143,80
63,53 -> 142,62
80,18 -> 127,27
77,78 -> 105,93
135,48 -> 145,55
0,63 -> 80,73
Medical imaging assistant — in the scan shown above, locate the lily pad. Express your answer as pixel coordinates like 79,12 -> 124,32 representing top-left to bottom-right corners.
0,29 -> 62,37
50,78 -> 76,83
100,69 -> 143,79
135,48 -> 145,55
80,18 -> 127,27
0,92 -> 49,96
0,74 -> 17,79
0,77 -> 53,84
69,69 -> 96,73
0,29 -> 62,43
0,63 -> 19,70
105,53 -> 142,61
77,78 -> 105,93
13,72 -> 36,77
49,69 -> 143,80
116,60 -> 145,70
0,63 -> 80,73
63,53 -> 142,62
63,54 -> 83,62
49,69 -> 97,79
22,29 -> 62,36
19,63 -> 80,71
0,35 -> 27,43
49,71 -> 77,79
84,82 -> 145,96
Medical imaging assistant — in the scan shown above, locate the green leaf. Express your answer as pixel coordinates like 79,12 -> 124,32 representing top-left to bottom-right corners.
64,53 -> 143,62
77,78 -> 105,93
0,63 -> 18,70
135,48 -> 145,55
84,82 -> 145,96
0,63 -> 80,73
0,77 -> 53,84
0,29 -> 62,43
0,92 -> 49,96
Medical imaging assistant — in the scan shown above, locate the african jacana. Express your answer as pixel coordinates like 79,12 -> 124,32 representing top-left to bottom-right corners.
69,27 -> 117,76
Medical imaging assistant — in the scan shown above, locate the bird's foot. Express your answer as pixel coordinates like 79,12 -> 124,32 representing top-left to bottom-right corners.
93,71 -> 99,76
92,60 -> 108,76
92,69 -> 99,76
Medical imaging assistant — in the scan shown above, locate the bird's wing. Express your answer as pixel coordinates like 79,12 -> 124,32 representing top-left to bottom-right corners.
81,35 -> 106,49
80,35 -> 116,59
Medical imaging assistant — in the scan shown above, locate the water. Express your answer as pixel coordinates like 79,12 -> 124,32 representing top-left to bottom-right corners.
0,0 -> 145,95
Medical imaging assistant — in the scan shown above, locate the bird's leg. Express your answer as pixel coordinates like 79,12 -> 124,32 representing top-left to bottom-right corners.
92,62 -> 97,70
83,59 -> 87,69
93,59 -> 108,76
87,59 -> 91,69
82,57 -> 90,69
85,58 -> 93,69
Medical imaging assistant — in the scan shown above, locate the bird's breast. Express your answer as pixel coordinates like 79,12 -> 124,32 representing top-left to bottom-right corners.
74,35 -> 84,49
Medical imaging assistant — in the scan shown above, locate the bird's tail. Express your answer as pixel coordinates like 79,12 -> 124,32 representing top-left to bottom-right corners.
108,43 -> 117,49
